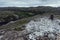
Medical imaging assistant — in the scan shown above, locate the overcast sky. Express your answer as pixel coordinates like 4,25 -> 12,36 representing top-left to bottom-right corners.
0,0 -> 60,7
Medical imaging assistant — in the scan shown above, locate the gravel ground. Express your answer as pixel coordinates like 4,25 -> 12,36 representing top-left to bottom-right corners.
0,15 -> 60,40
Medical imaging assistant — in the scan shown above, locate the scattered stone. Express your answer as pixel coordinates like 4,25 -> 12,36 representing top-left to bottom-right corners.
49,15 -> 54,20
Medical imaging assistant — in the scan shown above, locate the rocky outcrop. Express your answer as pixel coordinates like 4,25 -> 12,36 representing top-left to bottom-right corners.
0,30 -> 30,40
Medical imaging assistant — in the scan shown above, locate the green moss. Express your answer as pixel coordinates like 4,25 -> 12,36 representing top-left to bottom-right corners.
0,12 -> 35,30
19,20 -> 28,24
14,27 -> 23,31
15,12 -> 34,18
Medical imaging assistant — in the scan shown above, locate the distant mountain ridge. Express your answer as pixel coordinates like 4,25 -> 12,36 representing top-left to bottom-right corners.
0,6 -> 60,14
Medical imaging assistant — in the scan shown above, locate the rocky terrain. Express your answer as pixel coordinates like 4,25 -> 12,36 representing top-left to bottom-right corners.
0,15 -> 60,40
0,15 -> 41,40
0,6 -> 60,40
0,30 -> 28,40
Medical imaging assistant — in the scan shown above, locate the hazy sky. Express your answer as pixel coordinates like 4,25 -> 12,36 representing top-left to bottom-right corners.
0,0 -> 60,7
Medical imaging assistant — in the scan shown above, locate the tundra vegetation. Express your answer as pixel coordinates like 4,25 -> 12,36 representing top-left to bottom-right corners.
0,6 -> 60,40
0,6 -> 60,30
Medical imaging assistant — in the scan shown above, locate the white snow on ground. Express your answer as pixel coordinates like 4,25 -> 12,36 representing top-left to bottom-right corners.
25,17 -> 60,40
